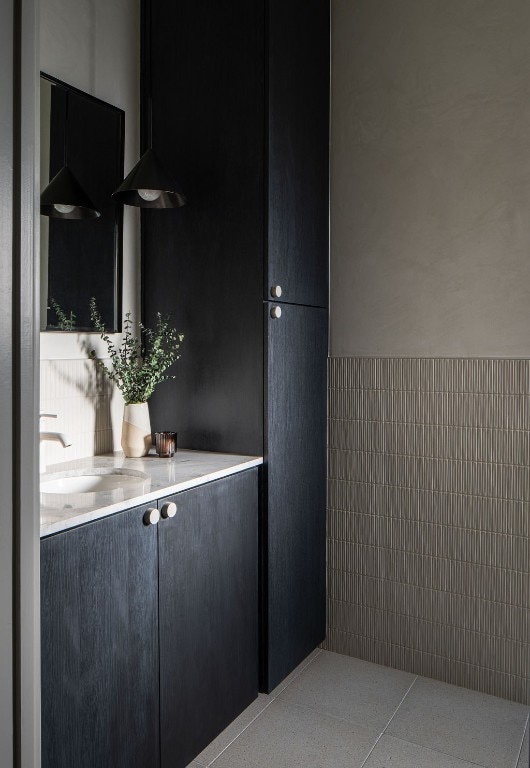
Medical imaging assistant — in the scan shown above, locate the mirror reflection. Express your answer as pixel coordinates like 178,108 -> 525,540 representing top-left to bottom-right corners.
40,73 -> 124,332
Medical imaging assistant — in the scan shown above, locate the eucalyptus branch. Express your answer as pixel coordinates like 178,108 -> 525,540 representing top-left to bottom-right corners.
89,297 -> 183,404
50,298 -> 76,331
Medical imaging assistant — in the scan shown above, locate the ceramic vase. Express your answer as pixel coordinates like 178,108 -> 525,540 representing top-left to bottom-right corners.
121,402 -> 152,458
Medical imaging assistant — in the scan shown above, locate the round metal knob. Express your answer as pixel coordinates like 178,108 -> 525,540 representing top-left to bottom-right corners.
143,508 -> 160,526
270,306 -> 282,319
161,502 -> 177,519
270,285 -> 282,298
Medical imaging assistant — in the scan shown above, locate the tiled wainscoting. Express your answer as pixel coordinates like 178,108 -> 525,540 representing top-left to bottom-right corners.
40,359 -> 123,466
324,358 -> 530,705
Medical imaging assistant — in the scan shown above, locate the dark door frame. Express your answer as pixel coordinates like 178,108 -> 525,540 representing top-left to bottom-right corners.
1,0 -> 40,766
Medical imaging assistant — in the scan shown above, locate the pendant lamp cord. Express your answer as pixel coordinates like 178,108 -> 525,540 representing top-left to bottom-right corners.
64,90 -> 69,166
148,0 -> 153,149
142,0 -> 154,151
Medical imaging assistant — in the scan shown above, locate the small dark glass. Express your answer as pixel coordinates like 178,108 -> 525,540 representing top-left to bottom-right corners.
155,432 -> 177,458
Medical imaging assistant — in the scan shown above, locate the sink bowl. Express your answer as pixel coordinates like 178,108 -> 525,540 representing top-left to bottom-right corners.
41,469 -> 149,495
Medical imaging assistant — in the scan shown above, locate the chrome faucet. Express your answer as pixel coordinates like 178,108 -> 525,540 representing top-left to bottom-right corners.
39,413 -> 72,472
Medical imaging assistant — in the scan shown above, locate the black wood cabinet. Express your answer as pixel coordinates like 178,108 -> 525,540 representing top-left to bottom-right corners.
41,502 -> 159,768
267,0 -> 330,308
143,0 -> 264,456
159,472 -> 258,768
143,0 -> 329,694
41,470 -> 259,768
263,303 -> 328,689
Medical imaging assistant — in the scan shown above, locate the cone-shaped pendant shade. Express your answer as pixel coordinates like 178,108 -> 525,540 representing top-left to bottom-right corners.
40,165 -> 101,220
112,148 -> 186,208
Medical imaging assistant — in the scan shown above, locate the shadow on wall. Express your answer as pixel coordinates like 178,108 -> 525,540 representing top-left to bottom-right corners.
47,350 -> 115,459
82,338 -> 114,454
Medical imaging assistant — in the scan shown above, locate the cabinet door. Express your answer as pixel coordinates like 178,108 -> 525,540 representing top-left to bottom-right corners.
263,302 -> 328,691
158,471 -> 259,768
267,0 -> 329,308
41,504 -> 160,768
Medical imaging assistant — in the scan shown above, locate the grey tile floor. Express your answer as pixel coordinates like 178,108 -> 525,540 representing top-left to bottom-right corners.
187,650 -> 529,768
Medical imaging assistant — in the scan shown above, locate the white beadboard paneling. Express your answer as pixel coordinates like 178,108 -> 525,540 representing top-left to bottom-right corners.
40,360 -> 123,465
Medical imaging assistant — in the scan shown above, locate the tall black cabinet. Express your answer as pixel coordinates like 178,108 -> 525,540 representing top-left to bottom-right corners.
142,0 -> 329,692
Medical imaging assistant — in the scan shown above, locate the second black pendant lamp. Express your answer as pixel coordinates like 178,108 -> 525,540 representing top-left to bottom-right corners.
112,1 -> 186,210
112,147 -> 186,209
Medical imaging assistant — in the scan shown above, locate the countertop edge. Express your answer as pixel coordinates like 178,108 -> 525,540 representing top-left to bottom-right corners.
40,454 -> 263,538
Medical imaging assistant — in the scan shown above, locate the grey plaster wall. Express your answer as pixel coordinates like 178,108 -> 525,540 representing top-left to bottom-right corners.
331,0 -> 530,357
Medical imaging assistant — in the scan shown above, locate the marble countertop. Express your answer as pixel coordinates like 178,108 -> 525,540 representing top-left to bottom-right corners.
40,449 -> 263,538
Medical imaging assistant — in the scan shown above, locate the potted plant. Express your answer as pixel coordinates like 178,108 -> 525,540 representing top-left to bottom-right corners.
89,298 -> 184,457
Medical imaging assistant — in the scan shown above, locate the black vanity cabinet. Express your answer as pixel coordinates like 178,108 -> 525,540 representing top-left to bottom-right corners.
41,470 -> 258,768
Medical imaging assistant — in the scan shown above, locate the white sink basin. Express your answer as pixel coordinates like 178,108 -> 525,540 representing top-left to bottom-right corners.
41,469 -> 148,495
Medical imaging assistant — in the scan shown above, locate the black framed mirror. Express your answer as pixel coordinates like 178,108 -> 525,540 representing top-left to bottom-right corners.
40,73 -> 125,332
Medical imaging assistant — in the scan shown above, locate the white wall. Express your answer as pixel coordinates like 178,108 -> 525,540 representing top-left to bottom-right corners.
40,0 -> 140,465
331,0 -> 530,358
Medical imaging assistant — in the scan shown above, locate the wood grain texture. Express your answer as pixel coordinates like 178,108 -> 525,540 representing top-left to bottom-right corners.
158,471 -> 259,768
267,0 -> 330,308
41,504 -> 160,768
143,0 -> 330,697
262,303 -> 328,691
142,0 -> 264,455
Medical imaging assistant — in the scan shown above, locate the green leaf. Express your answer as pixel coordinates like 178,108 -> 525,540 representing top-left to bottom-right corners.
89,298 -> 184,403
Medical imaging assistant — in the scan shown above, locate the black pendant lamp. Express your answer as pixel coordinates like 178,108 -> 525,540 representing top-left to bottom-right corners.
40,92 -> 101,220
112,147 -> 186,209
112,0 -> 186,210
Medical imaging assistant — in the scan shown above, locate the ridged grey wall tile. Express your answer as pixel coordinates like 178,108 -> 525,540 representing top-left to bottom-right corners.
324,628 -> 529,704
328,481 -> 529,537
325,357 -> 530,704
327,570 -> 529,642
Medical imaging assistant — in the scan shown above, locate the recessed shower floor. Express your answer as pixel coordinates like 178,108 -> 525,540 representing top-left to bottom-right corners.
186,650 -> 529,768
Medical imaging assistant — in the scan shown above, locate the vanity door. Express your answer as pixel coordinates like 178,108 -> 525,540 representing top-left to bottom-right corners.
41,503 -> 160,768
157,471 -> 259,768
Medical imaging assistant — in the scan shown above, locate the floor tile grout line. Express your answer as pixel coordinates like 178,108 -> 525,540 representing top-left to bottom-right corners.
277,698 -> 390,731
382,675 -> 418,733
513,713 -> 529,768
359,675 -> 419,768
205,651 -> 323,767
376,734 -> 492,768
204,648 -> 324,768
358,730 -> 384,767
270,648 -> 324,700
201,651 -> 528,768
381,675 -> 527,768
381,732 -> 506,768
205,697 -> 277,767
